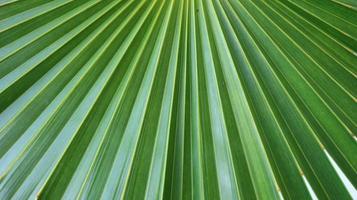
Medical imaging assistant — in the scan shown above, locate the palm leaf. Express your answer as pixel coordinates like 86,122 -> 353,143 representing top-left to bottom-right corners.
0,0 -> 356,199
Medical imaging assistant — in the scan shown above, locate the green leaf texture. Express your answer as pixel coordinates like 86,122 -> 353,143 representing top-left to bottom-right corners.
0,0 -> 356,199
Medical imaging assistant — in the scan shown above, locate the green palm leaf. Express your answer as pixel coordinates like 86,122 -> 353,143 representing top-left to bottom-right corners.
0,0 -> 356,199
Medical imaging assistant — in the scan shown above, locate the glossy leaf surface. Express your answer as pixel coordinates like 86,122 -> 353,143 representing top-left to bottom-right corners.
0,0 -> 356,199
